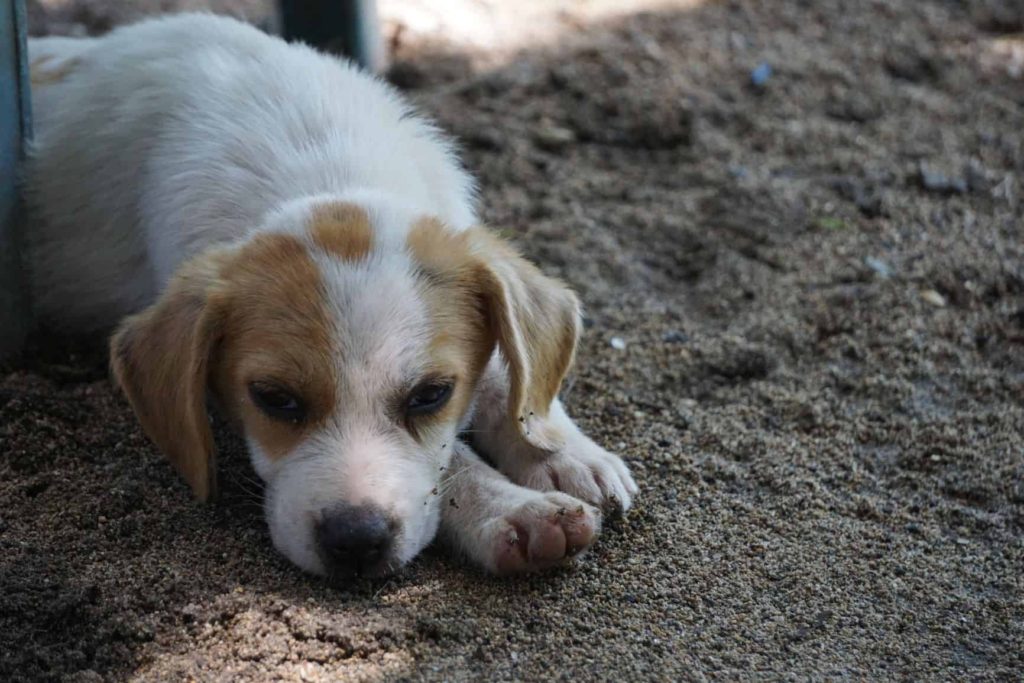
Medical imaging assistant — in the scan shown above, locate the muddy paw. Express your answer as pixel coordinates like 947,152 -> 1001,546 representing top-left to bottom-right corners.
510,440 -> 639,514
486,491 -> 600,575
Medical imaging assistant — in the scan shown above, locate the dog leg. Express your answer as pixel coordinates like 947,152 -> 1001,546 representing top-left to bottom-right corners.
468,357 -> 639,514
439,441 -> 600,574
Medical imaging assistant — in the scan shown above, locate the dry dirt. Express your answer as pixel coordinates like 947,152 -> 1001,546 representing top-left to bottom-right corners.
4,0 -> 1024,680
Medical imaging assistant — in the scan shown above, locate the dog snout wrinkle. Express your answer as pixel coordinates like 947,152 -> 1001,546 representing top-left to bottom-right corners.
316,503 -> 394,577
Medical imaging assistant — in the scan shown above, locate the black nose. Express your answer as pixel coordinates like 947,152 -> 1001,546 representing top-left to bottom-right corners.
316,504 -> 394,577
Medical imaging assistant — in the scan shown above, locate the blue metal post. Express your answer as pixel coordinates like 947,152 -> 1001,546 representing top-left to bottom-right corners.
0,0 -> 30,359
279,0 -> 383,72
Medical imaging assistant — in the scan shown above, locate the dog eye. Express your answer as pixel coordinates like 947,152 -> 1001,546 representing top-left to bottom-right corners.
249,382 -> 306,423
406,381 -> 454,417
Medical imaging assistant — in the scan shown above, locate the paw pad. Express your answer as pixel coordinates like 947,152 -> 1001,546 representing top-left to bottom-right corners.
491,493 -> 599,575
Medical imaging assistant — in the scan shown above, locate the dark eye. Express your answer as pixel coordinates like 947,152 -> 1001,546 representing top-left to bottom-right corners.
406,381 -> 454,417
249,382 -> 306,423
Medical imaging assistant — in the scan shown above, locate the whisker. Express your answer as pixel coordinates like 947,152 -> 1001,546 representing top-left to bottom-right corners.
229,477 -> 264,495
236,471 -> 266,488
561,374 -> 577,402
226,472 -> 267,504
455,428 -> 500,436
373,578 -> 394,599
436,464 -> 474,496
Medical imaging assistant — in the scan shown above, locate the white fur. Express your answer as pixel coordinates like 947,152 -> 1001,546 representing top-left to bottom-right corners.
25,14 -> 636,577
26,14 -> 475,331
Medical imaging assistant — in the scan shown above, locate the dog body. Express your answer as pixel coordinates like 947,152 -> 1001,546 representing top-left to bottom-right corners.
27,15 -> 474,331
25,14 -> 637,578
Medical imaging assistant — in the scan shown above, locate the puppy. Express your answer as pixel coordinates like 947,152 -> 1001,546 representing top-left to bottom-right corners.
24,14 -> 637,578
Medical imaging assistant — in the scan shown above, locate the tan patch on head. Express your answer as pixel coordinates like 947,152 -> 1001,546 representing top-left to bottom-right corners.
110,231 -> 341,502
211,233 -> 338,460
308,202 -> 374,262
405,219 -> 496,439
30,55 -> 80,85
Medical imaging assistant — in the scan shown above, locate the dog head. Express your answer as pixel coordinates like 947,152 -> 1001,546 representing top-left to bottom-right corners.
110,197 -> 580,578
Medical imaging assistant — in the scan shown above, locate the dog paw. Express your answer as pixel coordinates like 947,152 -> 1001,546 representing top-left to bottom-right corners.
484,491 -> 600,575
506,437 -> 639,514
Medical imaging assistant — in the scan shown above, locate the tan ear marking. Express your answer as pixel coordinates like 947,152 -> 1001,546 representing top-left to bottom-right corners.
109,252 -> 227,502
308,202 -> 374,262
471,239 -> 580,440
407,220 -> 581,451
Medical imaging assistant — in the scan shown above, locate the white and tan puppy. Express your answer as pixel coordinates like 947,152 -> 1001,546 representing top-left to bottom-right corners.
24,13 -> 637,579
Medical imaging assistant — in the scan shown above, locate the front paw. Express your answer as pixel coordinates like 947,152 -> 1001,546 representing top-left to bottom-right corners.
482,491 -> 600,575
507,438 -> 639,514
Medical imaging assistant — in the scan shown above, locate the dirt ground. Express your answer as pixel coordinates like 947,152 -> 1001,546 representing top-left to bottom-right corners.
4,0 -> 1024,680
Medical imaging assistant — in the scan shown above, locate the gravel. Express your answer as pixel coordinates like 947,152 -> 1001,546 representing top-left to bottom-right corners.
3,0 -> 1023,680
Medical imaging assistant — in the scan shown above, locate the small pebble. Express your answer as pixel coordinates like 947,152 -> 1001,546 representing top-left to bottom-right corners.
816,216 -> 846,231
610,337 -> 627,350
535,124 -> 577,151
662,330 -> 689,344
917,163 -> 967,195
751,62 -> 772,88
920,289 -> 947,307
865,256 -> 893,278
727,165 -> 750,179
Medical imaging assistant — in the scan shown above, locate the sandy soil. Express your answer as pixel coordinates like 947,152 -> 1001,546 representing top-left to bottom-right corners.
4,0 -> 1024,680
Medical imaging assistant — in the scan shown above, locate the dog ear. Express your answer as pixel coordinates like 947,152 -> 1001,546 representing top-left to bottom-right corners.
469,229 -> 582,451
109,252 -> 228,502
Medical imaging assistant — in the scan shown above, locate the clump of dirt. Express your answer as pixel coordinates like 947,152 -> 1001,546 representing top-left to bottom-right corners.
4,0 -> 1023,680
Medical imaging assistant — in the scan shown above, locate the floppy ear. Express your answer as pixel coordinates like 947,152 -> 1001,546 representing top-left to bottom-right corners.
109,254 -> 227,502
469,229 -> 582,451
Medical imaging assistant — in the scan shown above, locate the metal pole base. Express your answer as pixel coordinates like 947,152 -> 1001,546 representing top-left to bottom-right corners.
279,0 -> 384,73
